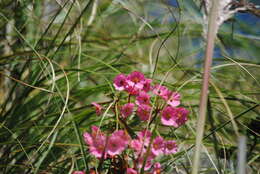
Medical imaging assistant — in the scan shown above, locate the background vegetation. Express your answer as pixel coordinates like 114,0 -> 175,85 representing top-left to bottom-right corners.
0,0 -> 259,173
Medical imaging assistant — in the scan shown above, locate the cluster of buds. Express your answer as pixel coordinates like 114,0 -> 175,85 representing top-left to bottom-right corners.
75,71 -> 189,174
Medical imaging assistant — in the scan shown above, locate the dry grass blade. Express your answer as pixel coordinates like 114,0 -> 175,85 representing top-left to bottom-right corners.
192,0 -> 220,173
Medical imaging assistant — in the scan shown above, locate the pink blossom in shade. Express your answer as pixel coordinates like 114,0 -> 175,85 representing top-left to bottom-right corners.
112,130 -> 130,146
151,136 -> 164,156
90,125 -> 104,139
152,85 -> 171,100
113,74 -> 127,91
171,107 -> 189,128
83,126 -> 107,158
73,171 -> 85,174
136,104 -> 152,121
83,125 -> 102,145
164,140 -> 178,155
83,132 -> 93,145
130,139 -> 142,152
167,92 -> 181,107
89,134 -> 107,158
136,91 -> 150,106
142,78 -> 152,92
91,102 -> 102,116
107,130 -> 128,156
161,106 -> 176,126
127,168 -> 138,174
137,129 -> 152,147
121,103 -> 135,118
152,162 -> 161,174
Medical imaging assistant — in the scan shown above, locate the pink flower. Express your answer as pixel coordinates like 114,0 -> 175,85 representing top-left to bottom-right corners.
83,125 -> 101,145
107,130 -> 128,156
167,92 -> 180,107
136,91 -> 150,106
152,136 -> 164,156
91,102 -> 102,116
171,107 -> 189,127
124,80 -> 140,95
123,71 -> 147,95
152,85 -> 170,100
142,78 -> 152,92
127,71 -> 145,84
73,171 -> 85,174
152,162 -> 161,174
90,125 -> 103,138
161,107 -> 189,127
121,103 -> 135,118
130,139 -> 142,152
113,74 -> 127,91
137,129 -> 152,146
164,140 -> 177,155
124,83 -> 138,95
127,168 -> 138,174
83,126 -> 107,158
83,132 -> 93,145
112,130 -> 130,145
161,106 -> 176,126
89,134 -> 107,158
136,104 -> 151,121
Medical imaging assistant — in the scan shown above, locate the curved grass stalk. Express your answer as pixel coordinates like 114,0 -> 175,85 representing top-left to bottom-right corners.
221,56 -> 260,87
82,53 -> 121,73
0,72 -> 53,93
33,60 -> 70,167
87,0 -> 99,27
203,145 -> 220,174
210,81 -> 239,136
149,39 -> 158,76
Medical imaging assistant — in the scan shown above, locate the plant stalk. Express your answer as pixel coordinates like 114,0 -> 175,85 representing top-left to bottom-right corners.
192,1 -> 220,174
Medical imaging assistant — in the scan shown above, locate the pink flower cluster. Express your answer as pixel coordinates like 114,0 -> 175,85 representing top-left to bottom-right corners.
113,71 -> 152,95
82,127 -> 170,173
130,130 -> 177,171
113,71 -> 152,121
83,126 -> 130,158
79,71 -> 190,174
114,71 -> 189,127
